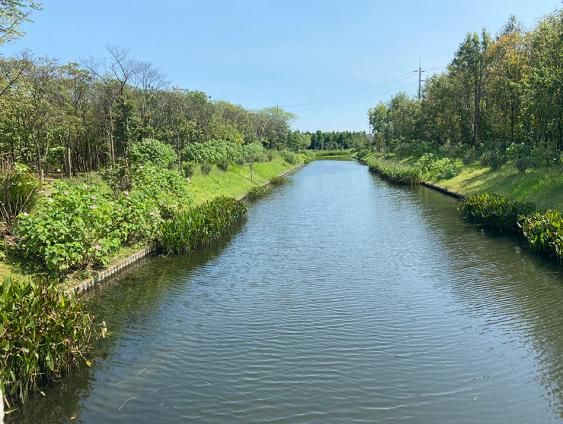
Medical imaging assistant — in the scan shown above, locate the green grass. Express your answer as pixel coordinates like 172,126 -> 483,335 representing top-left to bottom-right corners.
364,152 -> 562,212
188,156 -> 302,204
438,163 -> 563,211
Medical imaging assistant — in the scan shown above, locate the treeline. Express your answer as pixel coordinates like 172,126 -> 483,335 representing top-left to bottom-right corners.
368,12 -> 562,167
0,47 -> 303,181
307,131 -> 370,150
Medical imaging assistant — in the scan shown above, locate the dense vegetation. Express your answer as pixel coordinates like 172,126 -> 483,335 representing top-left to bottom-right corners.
368,12 -> 562,172
307,131 -> 370,151
0,275 -> 101,407
459,193 -> 561,260
158,197 -> 247,255
366,157 -> 421,185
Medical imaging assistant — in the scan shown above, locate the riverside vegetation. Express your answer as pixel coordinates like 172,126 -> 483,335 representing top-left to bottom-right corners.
0,137 -> 304,410
363,11 -> 562,262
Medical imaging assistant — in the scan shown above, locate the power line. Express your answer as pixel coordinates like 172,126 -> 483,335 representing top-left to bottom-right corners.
280,71 -> 415,109
286,81 -> 418,113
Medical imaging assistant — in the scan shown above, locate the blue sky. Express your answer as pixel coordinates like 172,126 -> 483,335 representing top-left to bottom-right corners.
2,0 -> 560,131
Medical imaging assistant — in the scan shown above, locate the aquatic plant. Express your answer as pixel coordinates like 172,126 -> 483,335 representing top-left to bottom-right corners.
367,158 -> 421,185
0,276 -> 102,407
158,196 -> 247,254
270,176 -> 285,186
519,210 -> 562,260
459,193 -> 536,233
247,185 -> 269,200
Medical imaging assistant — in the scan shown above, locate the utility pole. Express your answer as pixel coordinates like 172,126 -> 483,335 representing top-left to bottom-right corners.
414,60 -> 425,100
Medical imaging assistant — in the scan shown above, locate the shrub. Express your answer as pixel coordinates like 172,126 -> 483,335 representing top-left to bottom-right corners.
0,276 -> 101,407
247,185 -> 269,200
280,149 -> 298,165
367,158 -> 421,185
14,181 -> 123,275
101,160 -> 133,192
158,196 -> 247,254
217,159 -> 229,171
182,162 -> 195,178
182,140 -> 244,166
0,164 -> 40,233
129,138 -> 177,168
270,176 -> 285,186
200,162 -> 212,175
519,210 -> 562,260
480,150 -> 505,171
459,193 -> 536,233
267,151 -> 275,162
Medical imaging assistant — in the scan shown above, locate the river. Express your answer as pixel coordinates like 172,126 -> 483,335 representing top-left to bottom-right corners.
11,160 -> 563,423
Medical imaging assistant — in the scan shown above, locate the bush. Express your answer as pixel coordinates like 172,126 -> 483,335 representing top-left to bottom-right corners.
14,181 -> 123,275
0,164 -> 40,233
270,176 -> 285,186
129,139 -> 177,168
367,158 -> 421,185
480,150 -> 506,171
0,276 -> 101,407
158,196 -> 247,254
519,210 -> 562,260
280,149 -> 298,165
217,159 -> 229,171
182,140 -> 244,166
200,162 -> 212,175
459,193 -> 536,233
182,162 -> 195,178
13,165 -> 190,276
247,185 -> 269,200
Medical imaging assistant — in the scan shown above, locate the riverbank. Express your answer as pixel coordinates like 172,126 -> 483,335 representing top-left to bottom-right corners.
361,152 -> 562,262
362,152 -> 563,211
0,155 -> 305,287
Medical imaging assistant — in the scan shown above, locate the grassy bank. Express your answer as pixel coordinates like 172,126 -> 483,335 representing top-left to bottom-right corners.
363,152 -> 562,211
362,151 -> 562,261
188,157 -> 302,205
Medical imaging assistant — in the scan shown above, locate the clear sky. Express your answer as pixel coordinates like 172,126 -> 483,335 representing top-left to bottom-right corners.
2,0 -> 560,132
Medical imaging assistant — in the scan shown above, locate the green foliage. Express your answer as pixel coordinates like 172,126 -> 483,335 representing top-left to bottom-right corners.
0,276 -> 101,407
459,193 -> 536,232
519,210 -> 562,260
14,180 -> 122,275
182,140 -> 244,165
129,138 -> 177,168
181,162 -> 195,178
0,164 -> 40,232
200,162 -> 212,175
13,165 -> 190,276
416,154 -> 459,180
217,159 -> 230,171
280,149 -> 298,165
247,185 -> 269,200
367,12 -> 562,170
270,176 -> 285,186
367,157 -> 421,185
243,142 -> 267,164
480,150 -> 506,171
158,197 -> 246,254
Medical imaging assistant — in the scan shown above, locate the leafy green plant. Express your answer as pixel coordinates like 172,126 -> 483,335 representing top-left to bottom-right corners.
0,276 -> 102,407
217,159 -> 230,171
367,158 -> 421,185
0,164 -> 40,233
182,162 -> 195,178
129,138 -> 177,168
280,149 -> 298,164
200,162 -> 212,175
14,181 -> 123,275
247,185 -> 269,200
459,193 -> 536,232
270,176 -> 285,186
480,150 -> 506,171
519,210 -> 562,260
158,196 -> 246,254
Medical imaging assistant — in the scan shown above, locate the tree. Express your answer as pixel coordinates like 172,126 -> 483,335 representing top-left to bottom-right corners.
0,0 -> 41,45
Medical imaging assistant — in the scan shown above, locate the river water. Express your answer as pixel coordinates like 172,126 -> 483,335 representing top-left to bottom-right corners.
12,160 -> 563,423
